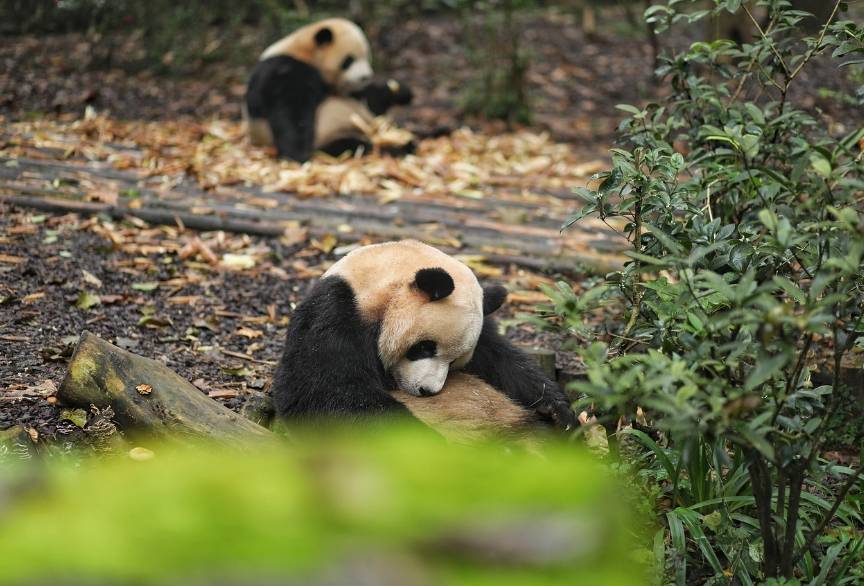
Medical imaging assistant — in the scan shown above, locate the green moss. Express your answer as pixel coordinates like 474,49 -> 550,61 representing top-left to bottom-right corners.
0,427 -> 648,585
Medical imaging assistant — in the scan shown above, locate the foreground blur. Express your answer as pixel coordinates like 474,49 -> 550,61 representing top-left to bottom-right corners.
0,427 -> 646,585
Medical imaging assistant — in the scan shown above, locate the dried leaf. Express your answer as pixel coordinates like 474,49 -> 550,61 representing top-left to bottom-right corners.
311,233 -> 338,254
0,254 -> 26,265
136,384 -> 153,395
236,326 -> 263,339
21,292 -> 46,305
81,269 -> 103,288
221,253 -> 256,270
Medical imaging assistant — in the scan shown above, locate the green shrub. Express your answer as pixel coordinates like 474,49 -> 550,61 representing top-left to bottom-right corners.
552,0 -> 864,582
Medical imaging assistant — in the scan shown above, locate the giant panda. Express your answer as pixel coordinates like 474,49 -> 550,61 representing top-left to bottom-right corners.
314,77 -> 415,158
270,240 -> 577,442
245,18 -> 411,162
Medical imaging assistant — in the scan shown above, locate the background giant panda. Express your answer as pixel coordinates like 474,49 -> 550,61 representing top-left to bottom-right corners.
244,18 -> 375,162
270,240 -> 577,442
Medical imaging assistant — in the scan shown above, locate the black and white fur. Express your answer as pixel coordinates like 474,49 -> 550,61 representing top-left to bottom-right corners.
271,242 -> 576,432
244,18 -> 374,162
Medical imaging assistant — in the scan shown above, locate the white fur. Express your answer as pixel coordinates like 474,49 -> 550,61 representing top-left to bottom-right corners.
339,59 -> 373,92
392,356 -> 450,397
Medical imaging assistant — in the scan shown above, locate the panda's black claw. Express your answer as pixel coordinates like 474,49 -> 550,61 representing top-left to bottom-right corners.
534,398 -> 578,432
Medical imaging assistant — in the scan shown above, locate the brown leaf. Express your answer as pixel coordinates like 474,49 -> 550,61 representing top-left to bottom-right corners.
311,233 -> 338,254
281,227 -> 309,247
135,383 -> 153,395
21,292 -> 46,305
0,254 -> 26,265
236,326 -> 263,339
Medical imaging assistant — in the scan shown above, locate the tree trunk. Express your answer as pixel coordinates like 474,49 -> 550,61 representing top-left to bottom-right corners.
59,332 -> 273,445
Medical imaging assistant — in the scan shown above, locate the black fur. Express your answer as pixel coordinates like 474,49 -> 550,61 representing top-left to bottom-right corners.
482,285 -> 508,316
465,318 -> 578,431
245,56 -> 328,162
271,276 -> 413,421
314,26 -> 334,46
352,78 -> 414,116
414,268 -> 454,301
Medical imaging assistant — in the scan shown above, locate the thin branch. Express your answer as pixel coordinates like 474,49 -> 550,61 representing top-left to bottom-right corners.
787,1 -> 843,83
728,14 -> 779,105
743,3 -> 789,77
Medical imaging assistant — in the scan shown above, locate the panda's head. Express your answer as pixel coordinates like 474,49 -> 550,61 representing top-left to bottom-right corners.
325,241 -> 507,397
263,18 -> 373,94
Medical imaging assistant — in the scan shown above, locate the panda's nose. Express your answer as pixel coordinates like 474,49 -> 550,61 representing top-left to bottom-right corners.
358,73 -> 372,86
417,386 -> 434,397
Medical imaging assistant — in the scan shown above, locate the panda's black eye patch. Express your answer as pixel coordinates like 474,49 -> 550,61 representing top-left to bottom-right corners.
341,55 -> 355,71
406,340 -> 437,361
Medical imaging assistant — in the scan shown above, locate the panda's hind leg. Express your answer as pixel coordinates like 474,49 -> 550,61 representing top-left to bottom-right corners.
318,137 -> 373,158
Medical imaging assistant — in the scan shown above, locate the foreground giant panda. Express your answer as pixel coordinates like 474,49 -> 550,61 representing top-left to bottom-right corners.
244,18 -> 411,161
271,240 -> 577,443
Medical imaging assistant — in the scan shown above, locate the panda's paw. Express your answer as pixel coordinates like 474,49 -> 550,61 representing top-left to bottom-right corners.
536,398 -> 579,432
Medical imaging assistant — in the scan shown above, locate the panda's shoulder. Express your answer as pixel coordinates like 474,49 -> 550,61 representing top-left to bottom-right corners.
254,55 -> 323,84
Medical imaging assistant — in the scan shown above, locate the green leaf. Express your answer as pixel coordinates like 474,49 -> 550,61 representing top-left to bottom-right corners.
644,223 -> 684,255
701,510 -> 722,532
132,282 -> 160,292
75,291 -> 101,310
744,352 -> 789,391
810,152 -> 832,178
666,511 -> 687,586
772,276 -> 806,304
744,102 -> 765,125
615,104 -> 642,115
60,408 -> 88,428
619,429 -> 677,483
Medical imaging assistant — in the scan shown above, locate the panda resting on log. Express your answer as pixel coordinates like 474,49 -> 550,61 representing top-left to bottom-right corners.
271,240 -> 578,444
244,18 -> 414,162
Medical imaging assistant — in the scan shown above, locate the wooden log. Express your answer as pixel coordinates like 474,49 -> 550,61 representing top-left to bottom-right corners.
58,332 -> 272,444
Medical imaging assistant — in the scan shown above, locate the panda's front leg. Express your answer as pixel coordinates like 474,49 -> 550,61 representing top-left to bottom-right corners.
464,316 -> 578,432
270,276 -> 421,422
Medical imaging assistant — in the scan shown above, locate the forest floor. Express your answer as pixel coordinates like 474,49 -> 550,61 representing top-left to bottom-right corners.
1,10 -> 862,446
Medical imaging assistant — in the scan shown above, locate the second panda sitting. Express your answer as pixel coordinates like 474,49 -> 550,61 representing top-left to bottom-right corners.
244,18 -> 413,162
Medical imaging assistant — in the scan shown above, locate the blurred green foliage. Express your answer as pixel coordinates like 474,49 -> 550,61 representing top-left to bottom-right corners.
0,426 -> 649,585
458,0 -> 534,125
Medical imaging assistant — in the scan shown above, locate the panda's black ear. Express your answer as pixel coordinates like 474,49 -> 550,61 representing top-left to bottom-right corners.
314,27 -> 334,46
415,268 -> 454,302
482,284 -> 508,315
